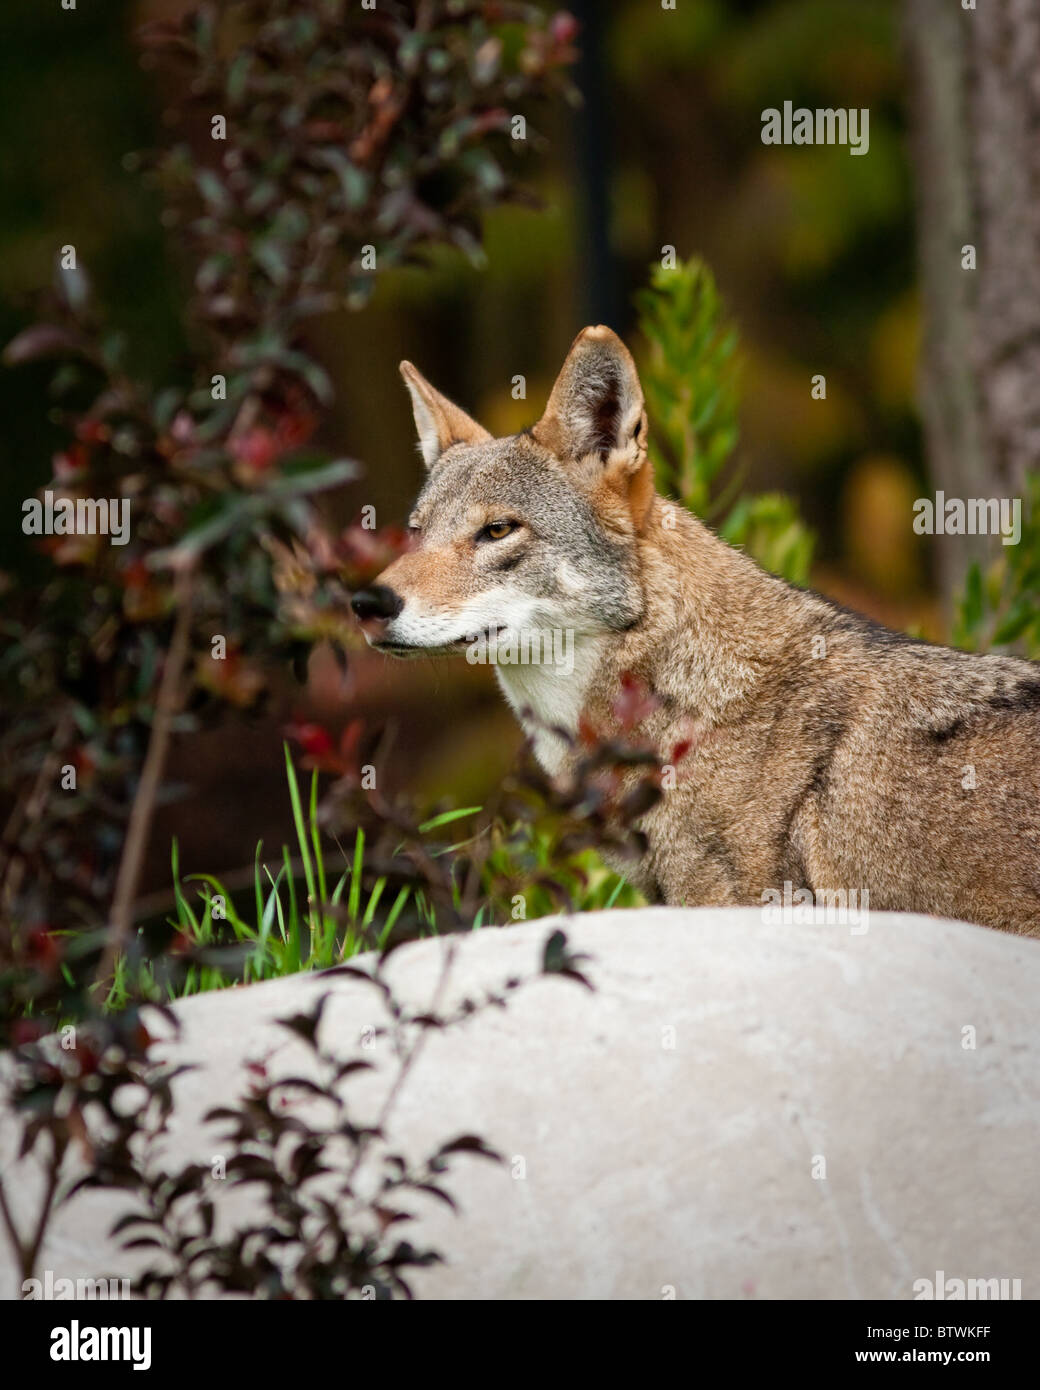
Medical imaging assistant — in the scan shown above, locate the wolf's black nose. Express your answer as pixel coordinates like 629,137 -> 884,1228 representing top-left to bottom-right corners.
351,584 -> 403,621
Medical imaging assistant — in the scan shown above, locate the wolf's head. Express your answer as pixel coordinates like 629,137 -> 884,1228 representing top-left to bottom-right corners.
352,326 -> 655,658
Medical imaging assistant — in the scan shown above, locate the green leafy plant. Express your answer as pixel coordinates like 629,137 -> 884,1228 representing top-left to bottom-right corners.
636,256 -> 741,516
951,474 -> 1040,656
636,255 -> 815,587
109,711 -> 649,1005
719,493 -> 815,590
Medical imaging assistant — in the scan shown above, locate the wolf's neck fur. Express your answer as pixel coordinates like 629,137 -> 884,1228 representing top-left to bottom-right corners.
499,497 -> 806,775
607,499 -> 802,725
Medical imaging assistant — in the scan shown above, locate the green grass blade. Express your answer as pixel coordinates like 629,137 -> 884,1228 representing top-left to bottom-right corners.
417,806 -> 482,834
377,885 -> 411,950
309,769 -> 328,907
282,844 -> 301,971
361,876 -> 386,929
347,828 -> 364,923
254,840 -> 264,932
284,742 -> 317,931
604,876 -> 628,910
170,837 -> 200,936
186,874 -> 257,940
263,863 -> 288,943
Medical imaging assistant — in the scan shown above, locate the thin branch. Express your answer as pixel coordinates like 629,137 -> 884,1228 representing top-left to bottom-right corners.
345,938 -> 458,1187
98,565 -> 196,987
0,710 -> 75,915
0,1130 -> 68,1284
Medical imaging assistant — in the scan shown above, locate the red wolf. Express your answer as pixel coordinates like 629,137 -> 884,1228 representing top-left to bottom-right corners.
353,327 -> 1040,934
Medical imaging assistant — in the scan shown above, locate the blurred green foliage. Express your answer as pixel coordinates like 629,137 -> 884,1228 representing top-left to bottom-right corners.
636,257 -> 740,516
952,476 -> 1040,657
608,0 -> 918,593
719,493 -> 814,589
638,255 -> 814,586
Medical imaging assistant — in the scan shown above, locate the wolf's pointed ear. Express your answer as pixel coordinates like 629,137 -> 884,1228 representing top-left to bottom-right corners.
399,361 -> 490,470
533,326 -> 653,530
533,325 -> 647,468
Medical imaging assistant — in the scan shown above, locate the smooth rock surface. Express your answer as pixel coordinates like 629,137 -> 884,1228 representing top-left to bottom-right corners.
2,907 -> 1038,1300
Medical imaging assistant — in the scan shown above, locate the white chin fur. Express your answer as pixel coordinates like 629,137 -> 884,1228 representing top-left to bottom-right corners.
379,590 -> 607,773
495,635 -> 606,775
383,587 -> 542,651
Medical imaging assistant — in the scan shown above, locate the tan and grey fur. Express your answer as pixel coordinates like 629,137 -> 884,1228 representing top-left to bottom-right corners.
356,327 -> 1040,935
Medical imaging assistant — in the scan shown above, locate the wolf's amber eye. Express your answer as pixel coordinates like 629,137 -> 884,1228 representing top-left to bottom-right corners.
481,520 -> 517,542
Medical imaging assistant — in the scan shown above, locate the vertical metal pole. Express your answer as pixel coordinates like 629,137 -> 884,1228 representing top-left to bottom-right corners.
572,0 -> 619,328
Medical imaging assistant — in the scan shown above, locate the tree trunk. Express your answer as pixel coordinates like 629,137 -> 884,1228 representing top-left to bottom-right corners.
904,0 -> 1040,601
